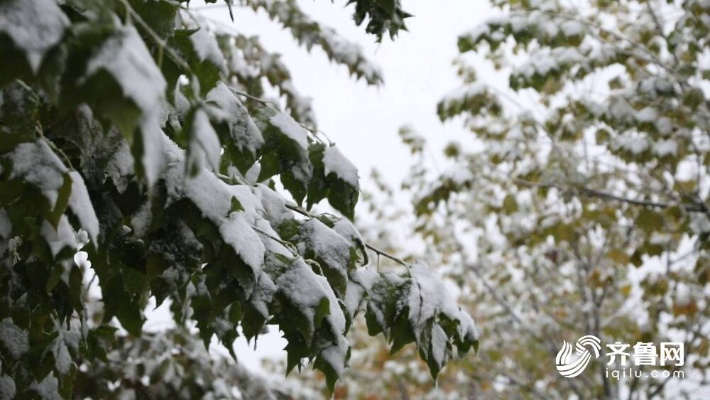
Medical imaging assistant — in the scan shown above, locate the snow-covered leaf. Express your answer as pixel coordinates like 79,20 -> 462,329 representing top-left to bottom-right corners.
83,25 -> 167,186
258,110 -> 313,203
185,108 -> 221,173
0,0 -> 69,73
0,318 -> 29,360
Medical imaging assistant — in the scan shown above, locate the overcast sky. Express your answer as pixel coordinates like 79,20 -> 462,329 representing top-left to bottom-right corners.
198,0 -> 491,188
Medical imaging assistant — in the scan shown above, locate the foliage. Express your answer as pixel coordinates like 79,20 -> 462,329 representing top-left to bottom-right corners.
288,0 -> 710,398
0,0 -> 477,398
74,327 -> 304,400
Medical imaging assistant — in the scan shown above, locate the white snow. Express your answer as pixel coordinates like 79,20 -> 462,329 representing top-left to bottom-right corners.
189,109 -> 222,171
323,146 -> 359,188
635,107 -> 657,122
653,139 -> 678,157
50,335 -> 72,376
129,203 -> 152,238
407,263 -> 461,335
675,283 -> 692,307
106,140 -> 135,192
253,184 -> 293,227
0,0 -> 69,72
275,259 -> 345,338
269,112 -> 309,150
0,375 -> 16,399
655,117 -> 673,135
30,374 -> 60,400
7,139 -> 67,209
85,26 -> 166,119
442,166 -> 474,186
615,136 -> 649,154
540,19 -> 560,38
41,216 -> 78,257
67,171 -> 99,244
318,336 -> 350,377
440,83 -> 487,110
560,20 -> 584,37
465,23 -> 490,44
0,318 -> 29,360
345,268 -> 378,317
510,15 -> 528,33
609,98 -> 635,121
206,83 -> 264,155
166,166 -> 226,221
300,219 -> 351,275
189,28 -> 226,70
84,26 -> 167,185
73,251 -> 89,269
138,115 -> 167,187
219,212 -> 265,279
333,218 -> 364,250
319,27 -> 383,83
449,83 -> 486,100
430,324 -> 448,369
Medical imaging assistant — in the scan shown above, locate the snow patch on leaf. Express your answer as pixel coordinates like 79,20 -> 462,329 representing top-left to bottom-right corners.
0,318 -> 29,360
253,184 -> 293,227
189,28 -> 226,70
67,171 -> 99,244
41,215 -> 78,257
0,0 -> 69,72
85,26 -> 166,120
188,109 -> 221,172
219,212 -> 265,276
206,83 -> 264,156
269,112 -> 308,150
85,26 -> 167,185
6,139 -> 67,208
408,264 -> 461,334
323,146 -> 359,189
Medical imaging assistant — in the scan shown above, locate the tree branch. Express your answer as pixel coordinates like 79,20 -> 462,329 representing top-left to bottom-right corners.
512,177 -> 707,213
283,203 -> 409,269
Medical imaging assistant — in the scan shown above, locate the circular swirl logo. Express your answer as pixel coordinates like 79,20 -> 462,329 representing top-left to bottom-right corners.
555,335 -> 602,378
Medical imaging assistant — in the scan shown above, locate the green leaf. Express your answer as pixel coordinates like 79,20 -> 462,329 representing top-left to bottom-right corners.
257,110 -> 313,204
80,25 -> 167,185
502,194 -> 518,215
172,27 -> 226,95
184,107 -> 222,174
308,143 -> 360,219
206,83 -> 264,174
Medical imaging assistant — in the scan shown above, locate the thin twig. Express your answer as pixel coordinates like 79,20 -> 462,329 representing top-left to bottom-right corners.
251,225 -> 300,257
231,89 -> 279,109
283,203 -> 410,269
364,243 -> 409,268
121,0 -> 193,74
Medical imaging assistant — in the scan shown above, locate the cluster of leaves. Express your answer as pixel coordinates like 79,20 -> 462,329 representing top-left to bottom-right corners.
286,0 -> 710,398
346,0 -> 412,41
0,0 -> 477,398
74,328 -> 302,400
